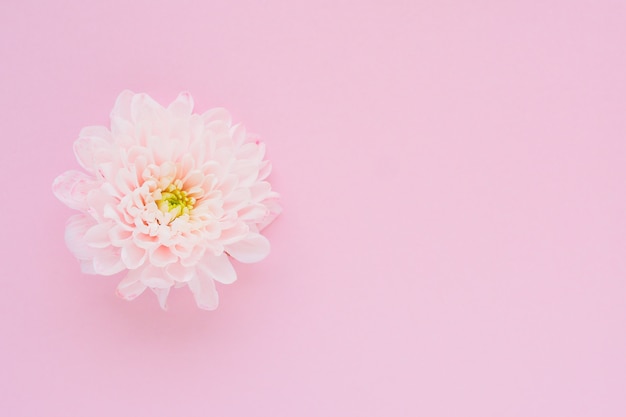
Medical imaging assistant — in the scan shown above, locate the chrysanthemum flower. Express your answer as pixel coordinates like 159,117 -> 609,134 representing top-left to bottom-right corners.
53,91 -> 280,310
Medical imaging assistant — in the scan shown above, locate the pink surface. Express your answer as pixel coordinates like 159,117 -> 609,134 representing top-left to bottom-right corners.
1,1 -> 625,416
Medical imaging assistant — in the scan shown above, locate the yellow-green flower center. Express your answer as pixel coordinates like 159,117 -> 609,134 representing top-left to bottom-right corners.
156,183 -> 195,220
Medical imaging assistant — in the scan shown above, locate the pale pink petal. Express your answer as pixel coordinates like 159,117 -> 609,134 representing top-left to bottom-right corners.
149,245 -> 178,267
121,244 -> 147,269
230,124 -> 247,147
52,170 -> 97,211
249,181 -> 271,201
103,204 -> 127,224
79,125 -> 111,140
133,232 -> 160,250
198,253 -> 237,284
116,269 -> 147,301
85,187 -> 118,220
257,160 -> 272,181
182,170 -> 204,193
73,132 -> 111,173
84,223 -> 112,248
114,168 -> 139,195
180,245 -> 207,268
108,225 -> 132,246
128,265 -> 172,290
258,199 -> 282,231
143,276 -> 173,289
201,107 -> 231,125
79,260 -> 96,274
237,204 -> 269,222
187,274 -> 219,310
151,287 -> 171,310
65,214 -> 97,260
218,219 -> 249,243
92,247 -> 125,275
235,142 -> 264,161
177,153 -> 195,180
165,263 -> 196,283
218,174 -> 238,198
168,91 -> 194,117
131,92 -> 165,124
110,90 -> 135,122
222,187 -> 251,213
231,159 -> 260,187
225,232 -> 270,263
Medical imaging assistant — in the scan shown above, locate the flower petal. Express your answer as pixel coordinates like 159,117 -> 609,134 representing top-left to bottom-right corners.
142,271 -> 174,289
202,107 -> 231,125
168,91 -> 194,117
218,221 -> 249,245
121,244 -> 147,269
110,90 -> 135,122
151,287 -> 171,310
225,232 -> 270,263
116,269 -> 147,301
230,124 -> 247,147
108,225 -> 132,246
79,260 -> 96,274
92,247 -> 125,275
149,246 -> 178,267
52,170 -> 97,211
165,262 -> 196,283
258,199 -> 282,231
237,204 -> 269,222
133,265 -> 173,290
73,129 -> 111,173
188,274 -> 219,310
84,223 -> 112,248
65,214 -> 97,261
198,253 -> 237,284
131,92 -> 165,124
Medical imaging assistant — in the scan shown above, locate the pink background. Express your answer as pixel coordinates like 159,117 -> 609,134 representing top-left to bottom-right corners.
1,1 -> 625,415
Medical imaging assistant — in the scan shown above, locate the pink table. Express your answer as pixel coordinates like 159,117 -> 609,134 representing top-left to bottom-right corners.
1,1 -> 625,416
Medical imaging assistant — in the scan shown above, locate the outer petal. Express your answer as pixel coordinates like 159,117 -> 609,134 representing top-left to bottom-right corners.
165,262 -> 196,283
110,90 -> 136,137
65,214 -> 97,261
201,107 -> 231,125
150,245 -> 178,267
140,265 -> 174,289
84,223 -> 112,248
92,247 -> 125,275
225,232 -> 270,263
121,243 -> 147,269
131,92 -> 165,124
110,90 -> 135,122
218,221 -> 249,245
188,274 -> 219,310
257,160 -> 272,181
52,170 -> 98,211
79,260 -> 96,274
198,253 -> 237,284
230,124 -> 247,147
116,268 -> 147,301
73,128 -> 112,173
168,91 -> 194,117
258,199 -> 282,231
151,287 -> 171,310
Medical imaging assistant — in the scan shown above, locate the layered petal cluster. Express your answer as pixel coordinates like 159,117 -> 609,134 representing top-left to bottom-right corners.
53,91 -> 280,310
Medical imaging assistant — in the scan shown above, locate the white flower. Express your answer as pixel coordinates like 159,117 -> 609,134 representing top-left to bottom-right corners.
53,91 -> 280,310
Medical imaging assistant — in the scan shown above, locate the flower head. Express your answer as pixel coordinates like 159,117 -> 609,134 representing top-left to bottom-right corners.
53,91 -> 280,310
